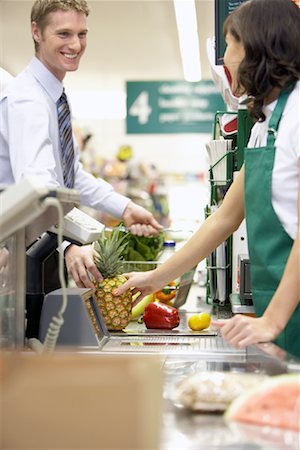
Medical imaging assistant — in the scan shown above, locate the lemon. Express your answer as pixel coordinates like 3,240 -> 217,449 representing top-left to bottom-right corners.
188,312 -> 211,331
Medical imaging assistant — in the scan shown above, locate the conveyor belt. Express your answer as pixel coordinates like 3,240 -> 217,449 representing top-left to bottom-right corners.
99,335 -> 247,357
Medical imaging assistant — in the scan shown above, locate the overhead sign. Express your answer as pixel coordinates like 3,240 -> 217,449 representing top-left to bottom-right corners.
126,80 -> 226,134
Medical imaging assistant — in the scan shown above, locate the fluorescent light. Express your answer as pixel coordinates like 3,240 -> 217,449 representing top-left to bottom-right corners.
67,90 -> 126,119
173,0 -> 201,82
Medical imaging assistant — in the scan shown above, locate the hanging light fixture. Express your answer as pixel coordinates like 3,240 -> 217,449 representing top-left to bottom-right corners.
173,0 -> 202,82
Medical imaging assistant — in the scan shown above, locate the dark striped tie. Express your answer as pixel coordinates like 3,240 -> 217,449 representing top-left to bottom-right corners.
57,90 -> 75,188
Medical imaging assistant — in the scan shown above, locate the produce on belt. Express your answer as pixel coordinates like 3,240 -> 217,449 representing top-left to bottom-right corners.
143,302 -> 180,330
119,228 -> 164,263
155,281 -> 177,303
131,293 -> 155,319
175,371 -> 268,412
93,228 -> 132,330
225,374 -> 300,431
188,312 -> 211,331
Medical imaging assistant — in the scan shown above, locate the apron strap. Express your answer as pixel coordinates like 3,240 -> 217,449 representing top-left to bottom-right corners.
267,84 -> 295,146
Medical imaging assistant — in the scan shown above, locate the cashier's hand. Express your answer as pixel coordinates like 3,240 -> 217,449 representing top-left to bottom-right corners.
113,269 -> 166,299
122,201 -> 163,236
64,244 -> 102,291
211,315 -> 278,348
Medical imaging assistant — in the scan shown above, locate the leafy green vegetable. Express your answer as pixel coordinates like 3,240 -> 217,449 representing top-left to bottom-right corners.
119,229 -> 164,262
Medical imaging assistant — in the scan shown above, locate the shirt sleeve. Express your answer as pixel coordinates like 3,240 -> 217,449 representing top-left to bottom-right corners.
247,122 -> 260,148
73,140 -> 130,218
292,125 -> 300,160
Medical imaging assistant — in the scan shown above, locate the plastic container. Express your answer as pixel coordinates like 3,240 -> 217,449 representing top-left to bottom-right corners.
158,240 -> 176,263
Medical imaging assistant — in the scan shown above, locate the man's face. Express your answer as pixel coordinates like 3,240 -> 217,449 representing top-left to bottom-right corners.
32,9 -> 88,81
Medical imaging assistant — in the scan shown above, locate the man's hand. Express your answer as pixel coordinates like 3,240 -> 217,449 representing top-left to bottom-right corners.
64,244 -> 102,290
64,202 -> 162,289
122,201 -> 162,236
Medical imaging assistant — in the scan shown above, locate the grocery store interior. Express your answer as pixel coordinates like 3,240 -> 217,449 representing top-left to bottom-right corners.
1,1 -> 299,449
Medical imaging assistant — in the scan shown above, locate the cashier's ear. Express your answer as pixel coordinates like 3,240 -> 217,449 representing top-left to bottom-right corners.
31,22 -> 42,49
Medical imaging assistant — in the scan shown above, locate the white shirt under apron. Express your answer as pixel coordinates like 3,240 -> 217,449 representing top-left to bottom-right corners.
247,81 -> 300,240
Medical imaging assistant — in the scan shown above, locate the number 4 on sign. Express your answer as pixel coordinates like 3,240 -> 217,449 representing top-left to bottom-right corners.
129,91 -> 152,124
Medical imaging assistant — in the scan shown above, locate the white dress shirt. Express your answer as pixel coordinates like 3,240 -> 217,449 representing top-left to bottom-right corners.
247,81 -> 300,239
0,57 -> 129,218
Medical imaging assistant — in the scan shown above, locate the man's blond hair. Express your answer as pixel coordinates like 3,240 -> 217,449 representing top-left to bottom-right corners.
31,0 -> 90,51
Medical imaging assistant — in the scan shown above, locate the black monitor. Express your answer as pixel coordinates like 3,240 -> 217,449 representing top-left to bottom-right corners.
215,0 -> 248,65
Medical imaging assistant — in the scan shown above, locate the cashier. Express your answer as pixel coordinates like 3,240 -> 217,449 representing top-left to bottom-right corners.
114,0 -> 300,358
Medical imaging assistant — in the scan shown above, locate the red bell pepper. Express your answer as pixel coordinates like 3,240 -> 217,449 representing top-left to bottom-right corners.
143,302 -> 180,330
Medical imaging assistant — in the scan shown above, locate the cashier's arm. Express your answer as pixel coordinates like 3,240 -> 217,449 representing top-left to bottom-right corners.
156,166 -> 245,283
116,167 -> 245,297
213,160 -> 300,347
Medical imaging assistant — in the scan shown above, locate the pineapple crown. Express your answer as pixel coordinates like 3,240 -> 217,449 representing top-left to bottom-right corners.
94,226 -> 129,278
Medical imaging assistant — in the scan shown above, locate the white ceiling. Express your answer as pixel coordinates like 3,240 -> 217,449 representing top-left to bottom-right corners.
0,0 -> 215,91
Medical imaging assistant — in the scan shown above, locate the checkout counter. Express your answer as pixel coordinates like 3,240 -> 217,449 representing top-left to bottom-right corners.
2,302 -> 299,449
0,180 -> 299,450
2,290 -> 299,449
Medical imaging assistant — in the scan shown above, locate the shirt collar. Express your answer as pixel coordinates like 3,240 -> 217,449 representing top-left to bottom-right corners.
263,99 -> 277,119
263,82 -> 299,117
27,57 -> 64,103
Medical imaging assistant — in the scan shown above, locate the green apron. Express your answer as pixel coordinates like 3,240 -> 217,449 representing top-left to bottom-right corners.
244,86 -> 300,358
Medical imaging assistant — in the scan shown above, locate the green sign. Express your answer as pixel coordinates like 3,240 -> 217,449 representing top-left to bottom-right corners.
126,80 -> 226,134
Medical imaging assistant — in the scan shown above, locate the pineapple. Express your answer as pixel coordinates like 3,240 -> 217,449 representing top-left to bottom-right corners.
93,228 -> 132,331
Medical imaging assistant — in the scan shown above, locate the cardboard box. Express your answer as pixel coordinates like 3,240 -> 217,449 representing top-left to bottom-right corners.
0,352 -> 163,449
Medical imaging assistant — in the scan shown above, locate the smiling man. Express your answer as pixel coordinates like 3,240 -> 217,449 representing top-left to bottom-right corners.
0,0 -> 161,297
31,0 -> 89,80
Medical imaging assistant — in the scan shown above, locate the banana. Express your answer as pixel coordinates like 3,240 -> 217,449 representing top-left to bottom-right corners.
131,293 -> 154,319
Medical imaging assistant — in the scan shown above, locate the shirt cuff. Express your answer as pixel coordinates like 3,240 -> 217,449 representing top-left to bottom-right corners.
100,191 -> 130,218
59,240 -> 72,255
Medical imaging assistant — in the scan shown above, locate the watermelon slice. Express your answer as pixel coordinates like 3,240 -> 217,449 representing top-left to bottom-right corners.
225,374 -> 300,432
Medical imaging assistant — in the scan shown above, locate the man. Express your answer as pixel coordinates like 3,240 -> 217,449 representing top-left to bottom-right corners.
0,0 -> 161,291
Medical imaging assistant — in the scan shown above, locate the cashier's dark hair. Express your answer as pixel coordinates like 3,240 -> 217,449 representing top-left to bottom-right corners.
224,0 -> 300,121
31,0 -> 90,52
